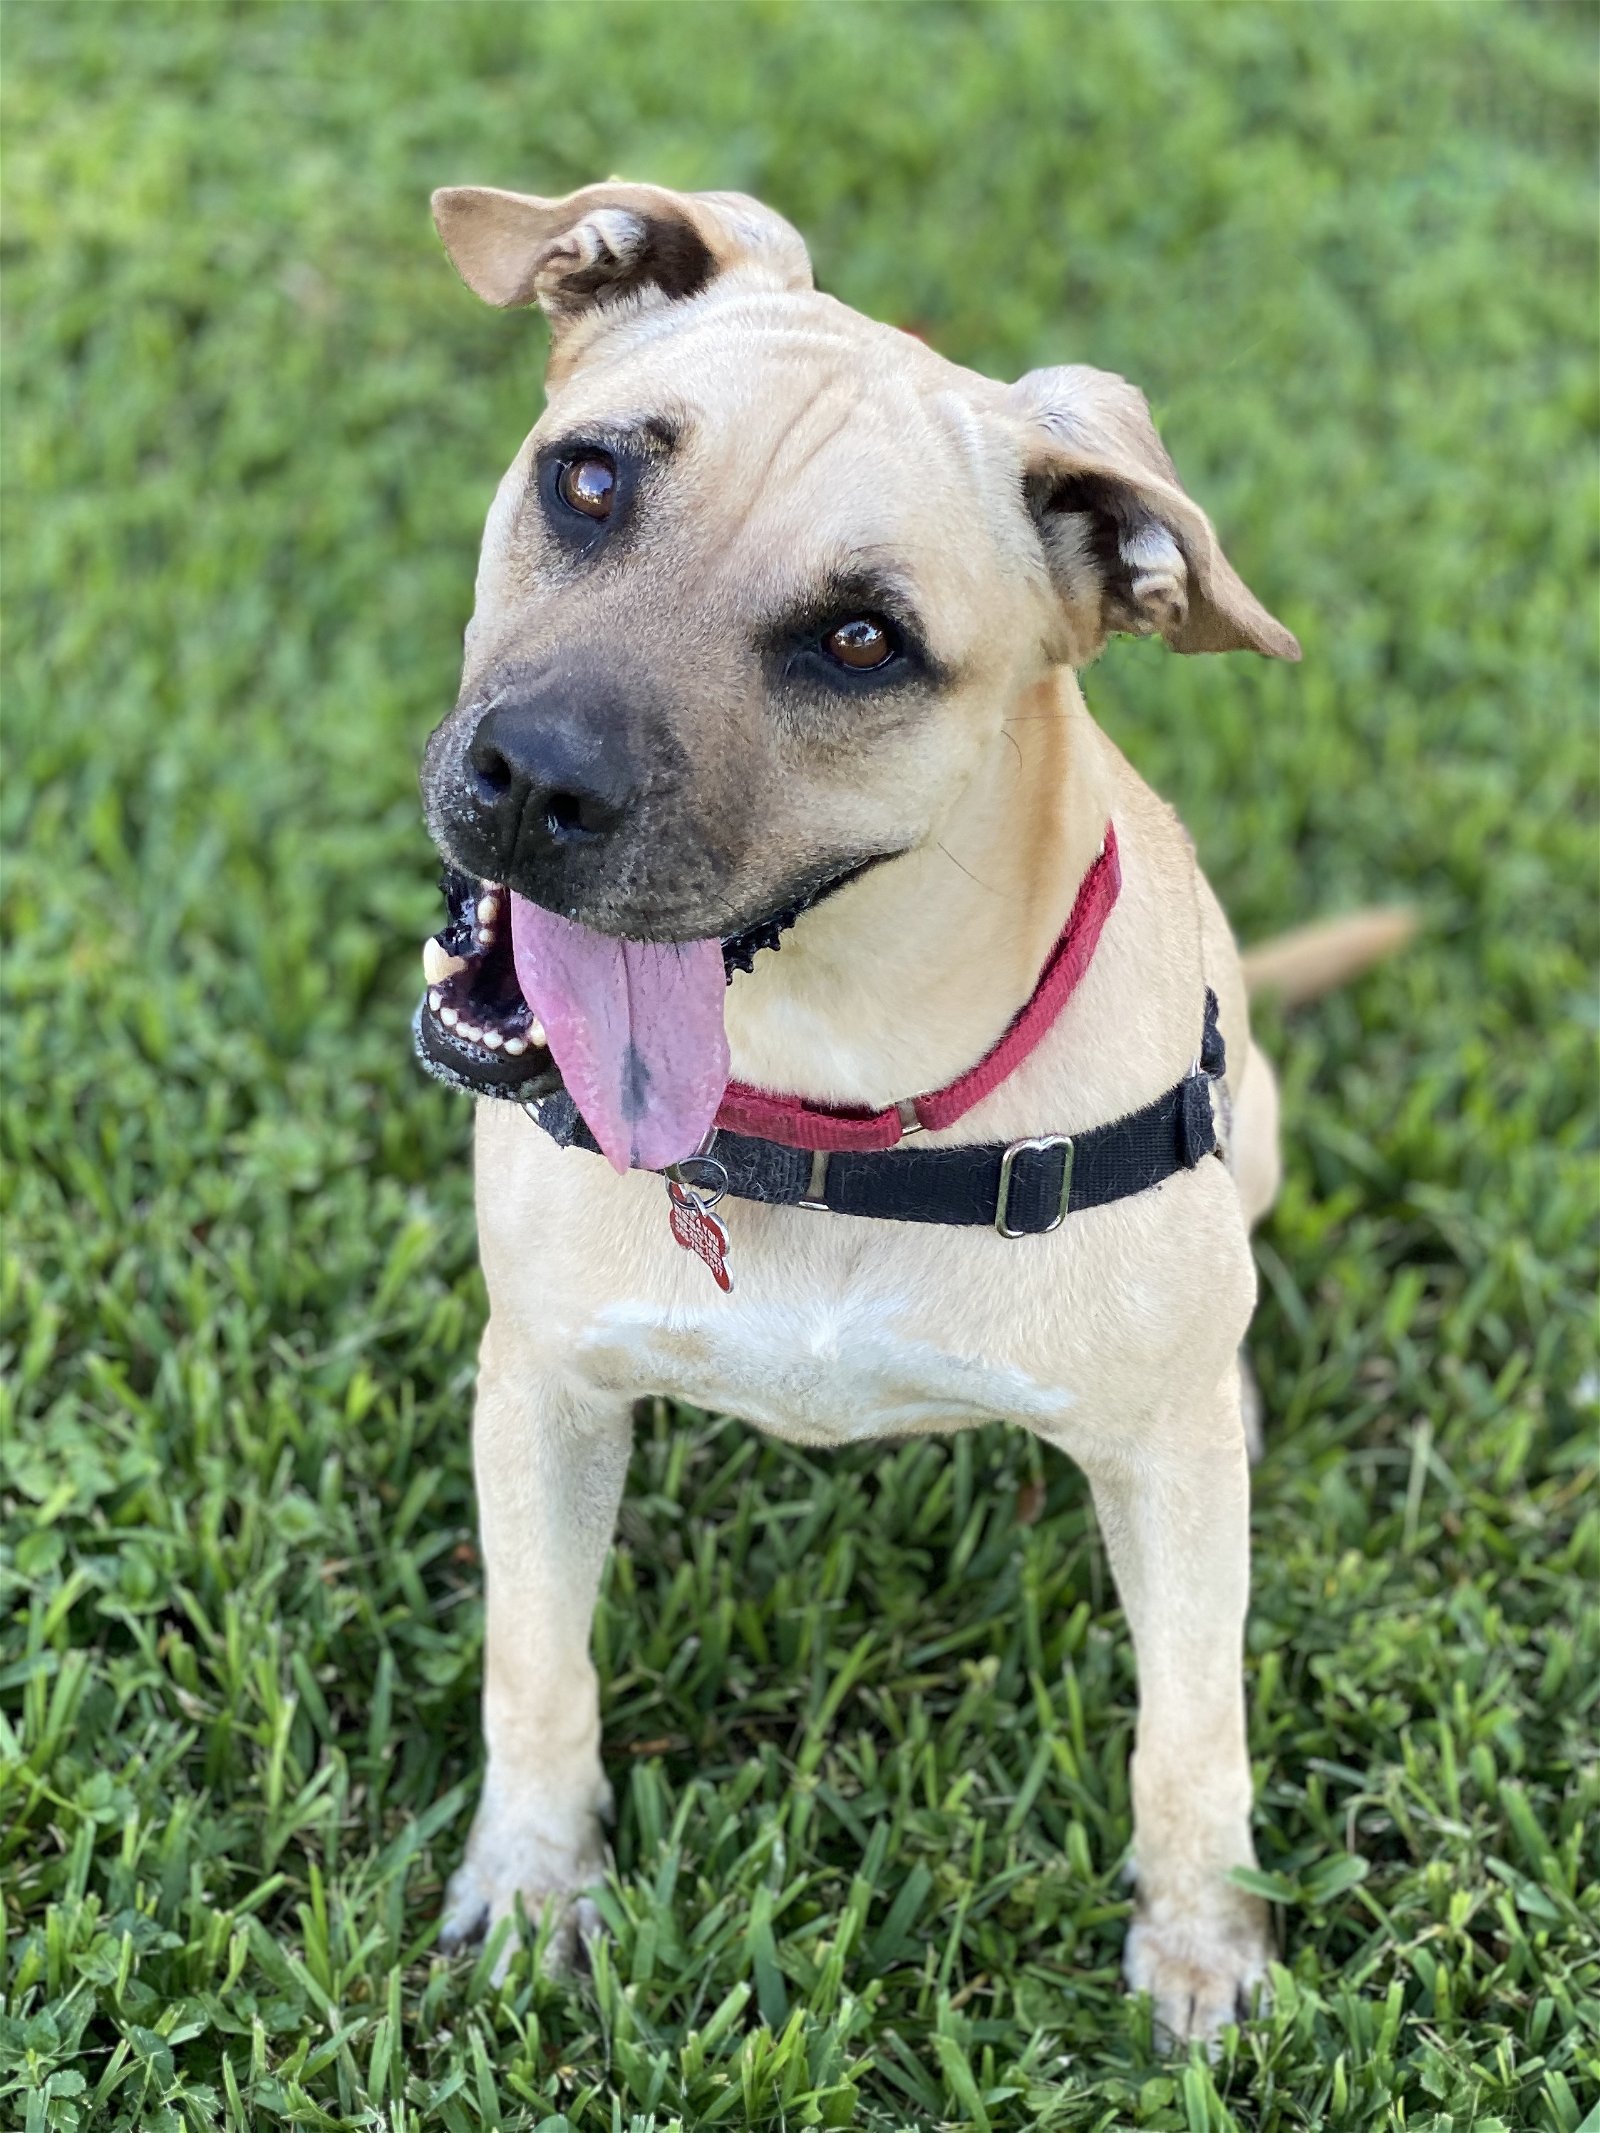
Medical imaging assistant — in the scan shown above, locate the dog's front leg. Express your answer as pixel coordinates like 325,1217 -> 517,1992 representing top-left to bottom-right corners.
1082,1370 -> 1270,2049
439,1319 -> 632,1969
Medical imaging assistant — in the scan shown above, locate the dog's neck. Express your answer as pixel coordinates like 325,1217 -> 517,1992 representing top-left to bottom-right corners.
724,667 -> 1111,1108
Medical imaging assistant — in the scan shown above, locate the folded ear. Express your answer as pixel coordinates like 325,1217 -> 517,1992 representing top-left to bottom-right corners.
1010,364 -> 1300,662
430,179 -> 812,326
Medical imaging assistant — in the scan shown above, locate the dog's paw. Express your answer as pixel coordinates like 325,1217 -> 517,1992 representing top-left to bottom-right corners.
1124,1888 -> 1272,2052
440,1781 -> 610,1980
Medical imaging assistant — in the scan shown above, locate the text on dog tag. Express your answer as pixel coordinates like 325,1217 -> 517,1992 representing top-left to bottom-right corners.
666,1183 -> 734,1293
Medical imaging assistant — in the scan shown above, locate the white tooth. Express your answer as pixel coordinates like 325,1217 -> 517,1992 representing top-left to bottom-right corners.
476,894 -> 500,925
481,1028 -> 503,1049
440,1006 -> 459,1028
528,1016 -> 547,1047
503,1037 -> 527,1057
423,938 -> 467,985
457,1022 -> 482,1044
427,989 -> 442,1012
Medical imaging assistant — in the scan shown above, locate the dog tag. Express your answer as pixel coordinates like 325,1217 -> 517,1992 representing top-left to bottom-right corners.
666,1178 -> 735,1293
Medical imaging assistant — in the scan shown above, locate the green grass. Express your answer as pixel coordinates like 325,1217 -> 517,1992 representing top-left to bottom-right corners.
2,3 -> 1596,2127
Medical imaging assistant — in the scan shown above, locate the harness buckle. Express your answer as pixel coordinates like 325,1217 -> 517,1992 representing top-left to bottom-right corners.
796,1148 -> 830,1210
995,1135 -> 1074,1238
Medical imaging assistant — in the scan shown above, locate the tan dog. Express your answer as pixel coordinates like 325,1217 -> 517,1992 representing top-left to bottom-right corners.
414,182 -> 1403,2048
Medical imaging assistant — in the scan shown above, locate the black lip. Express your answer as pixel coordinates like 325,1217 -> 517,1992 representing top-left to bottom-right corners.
718,852 -> 888,973
413,999 -> 562,1099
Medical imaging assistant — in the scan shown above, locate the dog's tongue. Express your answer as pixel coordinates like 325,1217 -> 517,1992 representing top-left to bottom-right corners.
509,894 -> 729,1174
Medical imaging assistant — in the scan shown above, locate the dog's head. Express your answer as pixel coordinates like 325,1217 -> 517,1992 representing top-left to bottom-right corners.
416,181 -> 1298,1168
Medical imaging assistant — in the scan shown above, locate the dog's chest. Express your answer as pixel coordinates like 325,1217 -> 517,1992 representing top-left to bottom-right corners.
570,1287 -> 1077,1446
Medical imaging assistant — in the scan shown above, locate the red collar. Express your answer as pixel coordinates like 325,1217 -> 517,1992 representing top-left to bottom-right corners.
715,823 -> 1120,1152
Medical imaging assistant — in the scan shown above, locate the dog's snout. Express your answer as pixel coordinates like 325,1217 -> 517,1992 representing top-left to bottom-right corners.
423,660 -> 708,925
467,697 -> 637,861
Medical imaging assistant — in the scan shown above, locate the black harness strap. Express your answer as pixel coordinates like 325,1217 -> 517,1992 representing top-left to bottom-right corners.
527,991 -> 1226,1237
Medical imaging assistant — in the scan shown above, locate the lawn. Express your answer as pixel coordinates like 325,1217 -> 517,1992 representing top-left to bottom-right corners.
2,3 -> 1596,2128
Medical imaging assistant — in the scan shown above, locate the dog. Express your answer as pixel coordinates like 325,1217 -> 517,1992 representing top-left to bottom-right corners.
413,181 -> 1408,2047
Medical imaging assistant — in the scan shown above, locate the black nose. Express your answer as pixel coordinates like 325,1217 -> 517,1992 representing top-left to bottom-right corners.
467,697 -> 636,866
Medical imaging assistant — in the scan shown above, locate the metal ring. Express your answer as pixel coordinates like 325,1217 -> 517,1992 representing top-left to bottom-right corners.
665,1154 -> 729,1209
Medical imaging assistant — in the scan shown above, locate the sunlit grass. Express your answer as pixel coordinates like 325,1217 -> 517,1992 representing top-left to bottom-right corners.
2,3 -> 1596,2127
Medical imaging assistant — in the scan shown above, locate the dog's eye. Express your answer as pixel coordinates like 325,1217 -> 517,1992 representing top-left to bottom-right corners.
823,616 -> 897,671
556,454 -> 617,520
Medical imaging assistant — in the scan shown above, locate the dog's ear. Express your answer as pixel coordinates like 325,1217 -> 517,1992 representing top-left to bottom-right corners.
430,180 -> 812,325
1010,364 -> 1300,662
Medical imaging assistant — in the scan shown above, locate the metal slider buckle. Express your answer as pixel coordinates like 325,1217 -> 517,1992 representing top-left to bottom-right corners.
796,1149 -> 830,1210
995,1134 -> 1074,1238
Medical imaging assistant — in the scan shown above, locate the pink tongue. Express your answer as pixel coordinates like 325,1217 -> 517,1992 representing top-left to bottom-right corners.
509,894 -> 730,1174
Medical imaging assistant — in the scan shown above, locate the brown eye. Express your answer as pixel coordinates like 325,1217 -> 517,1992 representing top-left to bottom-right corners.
556,454 -> 616,519
824,616 -> 895,670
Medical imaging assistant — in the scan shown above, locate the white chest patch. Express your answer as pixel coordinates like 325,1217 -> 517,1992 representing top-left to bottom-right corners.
571,1291 -> 1076,1446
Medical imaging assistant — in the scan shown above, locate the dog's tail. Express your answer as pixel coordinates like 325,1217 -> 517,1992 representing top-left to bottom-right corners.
1241,906 -> 1416,1006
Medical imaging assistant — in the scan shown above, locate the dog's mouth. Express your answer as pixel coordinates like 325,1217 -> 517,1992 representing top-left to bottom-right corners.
414,872 -> 553,1093
414,858 -> 882,1166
